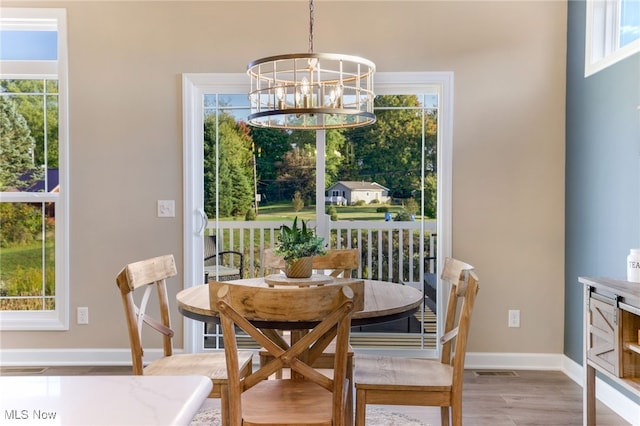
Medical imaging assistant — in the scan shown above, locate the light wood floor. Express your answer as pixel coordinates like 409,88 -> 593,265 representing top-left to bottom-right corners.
0,366 -> 629,425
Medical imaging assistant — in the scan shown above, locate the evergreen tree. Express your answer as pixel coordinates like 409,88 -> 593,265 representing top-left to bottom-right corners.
0,96 -> 42,191
204,113 -> 254,217
1,80 -> 59,169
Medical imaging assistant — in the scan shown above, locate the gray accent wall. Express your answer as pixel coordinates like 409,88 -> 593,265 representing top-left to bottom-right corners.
565,0 -> 640,401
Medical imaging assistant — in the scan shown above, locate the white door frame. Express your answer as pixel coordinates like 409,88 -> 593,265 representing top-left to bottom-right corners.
182,72 -> 454,354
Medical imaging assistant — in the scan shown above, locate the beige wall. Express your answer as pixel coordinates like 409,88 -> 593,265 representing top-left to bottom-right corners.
1,1 -> 566,356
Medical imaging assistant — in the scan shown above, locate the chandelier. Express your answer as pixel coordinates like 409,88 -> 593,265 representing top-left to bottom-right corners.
247,0 -> 376,130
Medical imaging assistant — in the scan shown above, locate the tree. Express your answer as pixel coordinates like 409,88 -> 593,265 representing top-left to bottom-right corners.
276,146 -> 316,205
423,174 -> 437,218
342,95 -> 437,199
286,129 -> 346,189
0,203 -> 42,247
405,197 -> 419,215
324,130 -> 347,188
249,126 -> 291,202
0,80 -> 59,169
204,113 -> 254,217
0,96 -> 42,191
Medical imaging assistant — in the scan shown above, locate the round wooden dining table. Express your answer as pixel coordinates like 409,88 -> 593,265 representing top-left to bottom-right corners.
176,277 -> 424,327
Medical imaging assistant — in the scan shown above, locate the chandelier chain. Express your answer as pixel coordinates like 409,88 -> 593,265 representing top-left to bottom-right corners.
308,0 -> 314,53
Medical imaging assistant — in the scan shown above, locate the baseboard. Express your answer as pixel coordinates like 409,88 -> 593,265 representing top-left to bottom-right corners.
0,348 -> 165,366
466,352 -> 639,426
1,349 -> 637,424
465,351 -> 565,370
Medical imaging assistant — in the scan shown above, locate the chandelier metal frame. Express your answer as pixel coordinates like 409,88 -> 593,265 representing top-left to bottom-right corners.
246,0 -> 376,130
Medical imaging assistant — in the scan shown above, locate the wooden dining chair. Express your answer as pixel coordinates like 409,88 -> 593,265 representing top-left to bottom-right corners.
204,235 -> 244,280
115,254 -> 253,426
354,257 -> 480,426
259,248 -> 360,416
262,247 -> 286,275
312,248 -> 359,278
213,281 -> 361,426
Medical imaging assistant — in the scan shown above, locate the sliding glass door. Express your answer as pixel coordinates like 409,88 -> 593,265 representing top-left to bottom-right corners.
182,72 -> 453,357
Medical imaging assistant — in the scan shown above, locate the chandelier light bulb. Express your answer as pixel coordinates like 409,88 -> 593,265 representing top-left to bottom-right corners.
275,84 -> 286,109
300,77 -> 310,95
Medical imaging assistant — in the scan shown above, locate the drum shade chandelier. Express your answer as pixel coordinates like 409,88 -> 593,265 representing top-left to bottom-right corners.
247,0 -> 376,130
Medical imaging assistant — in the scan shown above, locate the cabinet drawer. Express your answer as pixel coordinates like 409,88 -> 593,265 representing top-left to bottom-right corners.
588,295 -> 620,376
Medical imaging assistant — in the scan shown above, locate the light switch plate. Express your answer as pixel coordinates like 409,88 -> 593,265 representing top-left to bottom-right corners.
157,200 -> 175,218
508,309 -> 520,328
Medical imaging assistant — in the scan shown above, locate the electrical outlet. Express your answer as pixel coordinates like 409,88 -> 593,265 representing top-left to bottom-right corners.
508,309 -> 520,328
77,307 -> 89,325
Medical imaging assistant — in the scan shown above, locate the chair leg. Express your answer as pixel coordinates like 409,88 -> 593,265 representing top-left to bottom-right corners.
355,388 -> 366,426
345,360 -> 353,426
440,406 -> 449,426
220,384 -> 229,426
451,397 -> 462,426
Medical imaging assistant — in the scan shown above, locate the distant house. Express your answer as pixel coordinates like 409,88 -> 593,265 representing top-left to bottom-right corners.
326,181 -> 390,205
24,168 -> 59,193
14,168 -> 59,217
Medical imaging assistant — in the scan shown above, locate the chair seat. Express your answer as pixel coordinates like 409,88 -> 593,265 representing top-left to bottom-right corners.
355,354 -> 453,391
205,265 -> 241,279
144,351 -> 253,396
354,259 -> 479,426
241,379 -> 334,426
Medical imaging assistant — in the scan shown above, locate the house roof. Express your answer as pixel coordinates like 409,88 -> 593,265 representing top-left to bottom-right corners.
17,168 -> 59,192
330,181 -> 389,191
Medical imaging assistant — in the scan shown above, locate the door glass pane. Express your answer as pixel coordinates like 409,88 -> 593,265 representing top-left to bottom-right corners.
201,91 -> 439,351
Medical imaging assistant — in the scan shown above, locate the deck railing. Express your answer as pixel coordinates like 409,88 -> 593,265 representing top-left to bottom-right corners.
204,219 -> 438,350
206,219 -> 437,283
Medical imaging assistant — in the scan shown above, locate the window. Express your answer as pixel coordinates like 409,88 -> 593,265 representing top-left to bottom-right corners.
585,0 -> 640,76
0,8 -> 69,330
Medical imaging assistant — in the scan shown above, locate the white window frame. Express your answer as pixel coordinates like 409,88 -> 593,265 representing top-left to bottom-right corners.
181,72 -> 453,355
0,8 -> 69,330
585,0 -> 640,76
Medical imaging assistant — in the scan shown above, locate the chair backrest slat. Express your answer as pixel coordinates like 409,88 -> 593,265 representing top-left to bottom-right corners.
262,248 -> 286,274
312,249 -> 359,278
262,248 -> 359,278
204,236 -> 217,261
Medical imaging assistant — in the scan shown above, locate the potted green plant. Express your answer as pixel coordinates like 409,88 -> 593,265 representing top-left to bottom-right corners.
275,217 -> 326,278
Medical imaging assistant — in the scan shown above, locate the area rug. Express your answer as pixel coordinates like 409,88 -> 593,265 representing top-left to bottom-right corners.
190,407 -> 430,426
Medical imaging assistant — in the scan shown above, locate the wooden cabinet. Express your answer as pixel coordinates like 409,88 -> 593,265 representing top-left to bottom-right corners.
579,277 -> 640,425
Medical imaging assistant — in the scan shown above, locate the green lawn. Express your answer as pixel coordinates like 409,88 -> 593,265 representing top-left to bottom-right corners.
234,203 -> 419,222
0,241 -> 55,303
1,242 -> 53,277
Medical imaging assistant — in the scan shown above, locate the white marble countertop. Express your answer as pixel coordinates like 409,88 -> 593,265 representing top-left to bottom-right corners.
0,375 -> 212,425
